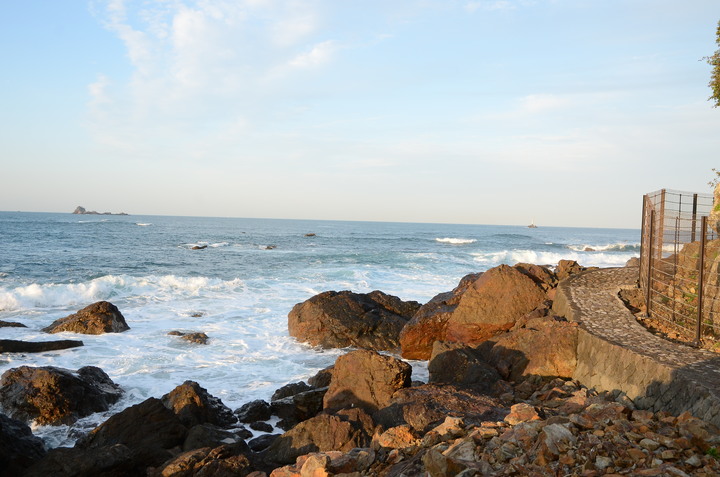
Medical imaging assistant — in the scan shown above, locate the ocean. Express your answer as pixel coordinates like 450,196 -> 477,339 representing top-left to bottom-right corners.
0,211 -> 639,446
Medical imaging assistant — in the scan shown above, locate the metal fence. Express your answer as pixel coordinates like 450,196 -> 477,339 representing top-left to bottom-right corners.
639,189 -> 720,345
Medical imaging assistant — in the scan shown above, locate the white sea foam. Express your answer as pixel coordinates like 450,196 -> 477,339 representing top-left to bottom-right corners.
567,242 -> 640,252
471,250 -> 637,268
435,237 -> 476,245
135,223 -> 152,226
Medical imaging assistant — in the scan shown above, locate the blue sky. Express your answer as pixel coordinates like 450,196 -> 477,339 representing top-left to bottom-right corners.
2,0 -> 719,228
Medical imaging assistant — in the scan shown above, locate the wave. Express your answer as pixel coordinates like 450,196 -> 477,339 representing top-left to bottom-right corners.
0,275 -> 245,312
471,250 -> 638,268
135,223 -> 152,227
435,238 -> 476,245
567,242 -> 641,252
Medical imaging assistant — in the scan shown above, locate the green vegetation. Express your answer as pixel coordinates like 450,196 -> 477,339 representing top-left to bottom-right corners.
708,21 -> 720,107
707,447 -> 720,459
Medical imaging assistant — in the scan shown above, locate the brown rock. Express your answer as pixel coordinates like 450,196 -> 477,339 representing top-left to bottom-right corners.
427,341 -> 501,391
161,380 -> 237,428
374,425 -> 417,449
399,273 -> 481,360
43,301 -> 130,334
323,350 -> 411,413
0,365 -> 122,425
168,331 -> 210,344
480,316 -> 579,381
0,320 -> 27,328
504,403 -> 542,426
264,413 -> 372,466
444,265 -> 547,345
77,397 -> 188,467
149,444 -> 253,477
555,260 -> 586,281
375,384 -> 507,433
288,290 -> 420,351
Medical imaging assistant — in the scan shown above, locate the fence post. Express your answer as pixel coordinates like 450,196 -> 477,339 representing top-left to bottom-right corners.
691,193 -> 698,242
645,209 -> 655,317
695,216 -> 707,346
640,194 -> 648,287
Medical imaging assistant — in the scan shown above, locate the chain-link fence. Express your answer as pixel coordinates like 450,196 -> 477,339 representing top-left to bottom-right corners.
639,189 -> 720,345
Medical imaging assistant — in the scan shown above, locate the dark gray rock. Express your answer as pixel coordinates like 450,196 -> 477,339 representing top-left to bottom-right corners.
0,413 -> 46,475
0,339 -> 83,353
235,399 -> 272,423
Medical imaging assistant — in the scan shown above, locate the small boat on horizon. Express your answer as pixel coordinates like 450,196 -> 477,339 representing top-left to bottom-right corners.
528,219 -> 538,228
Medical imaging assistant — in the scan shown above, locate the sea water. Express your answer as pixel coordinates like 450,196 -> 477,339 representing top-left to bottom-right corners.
0,212 -> 639,446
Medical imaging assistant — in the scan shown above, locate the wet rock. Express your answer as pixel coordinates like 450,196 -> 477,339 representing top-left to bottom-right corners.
161,380 -> 237,428
249,433 -> 280,452
236,399 -> 272,423
251,421 -> 274,433
0,365 -> 122,425
0,320 -> 26,328
168,330 -> 210,344
0,339 -> 83,353
323,349 -> 411,413
0,413 -> 46,475
272,381 -> 313,401
77,397 -> 188,467
288,290 -> 420,351
183,423 -> 245,452
43,301 -> 130,334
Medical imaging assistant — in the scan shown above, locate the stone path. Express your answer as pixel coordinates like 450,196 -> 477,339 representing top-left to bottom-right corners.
554,266 -> 720,425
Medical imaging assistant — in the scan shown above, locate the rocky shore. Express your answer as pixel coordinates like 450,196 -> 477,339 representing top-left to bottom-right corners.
2,260 -> 720,476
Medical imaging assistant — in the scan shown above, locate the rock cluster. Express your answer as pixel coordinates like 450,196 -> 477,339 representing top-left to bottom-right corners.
8,259 -> 719,476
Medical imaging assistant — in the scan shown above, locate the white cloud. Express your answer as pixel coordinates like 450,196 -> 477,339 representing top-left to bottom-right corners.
519,93 -> 571,113
88,74 -> 111,106
288,40 -> 336,68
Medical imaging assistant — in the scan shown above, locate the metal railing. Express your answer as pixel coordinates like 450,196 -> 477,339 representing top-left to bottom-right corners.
639,189 -> 720,345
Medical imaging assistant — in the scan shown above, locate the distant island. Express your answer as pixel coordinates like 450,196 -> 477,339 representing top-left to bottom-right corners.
72,206 -> 128,216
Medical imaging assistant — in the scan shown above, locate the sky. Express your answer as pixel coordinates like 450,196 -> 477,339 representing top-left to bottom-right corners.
1,0 -> 719,228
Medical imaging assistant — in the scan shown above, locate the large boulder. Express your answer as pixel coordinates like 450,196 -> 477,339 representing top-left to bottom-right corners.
0,413 -> 46,475
479,316 -> 579,382
323,350 -> 412,413
77,397 -> 188,467
0,365 -> 123,425
399,273 -> 481,360
161,380 -> 237,428
264,412 -> 373,466
444,265 -> 547,345
288,290 -> 420,351
0,339 -> 83,353
272,387 -> 328,431
373,384 -> 507,433
43,301 -> 130,334
427,341 -> 501,392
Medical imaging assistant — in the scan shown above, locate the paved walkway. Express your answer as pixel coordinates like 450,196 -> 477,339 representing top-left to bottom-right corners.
555,266 -> 720,422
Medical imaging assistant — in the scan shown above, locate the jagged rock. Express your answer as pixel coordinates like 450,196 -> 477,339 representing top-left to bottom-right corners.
401,266 -> 548,359
308,366 -> 334,388
288,290 -> 420,351
399,273 -> 481,360
250,421 -> 274,433
236,399 -> 272,423
43,301 -> 130,335
183,423 -> 246,452
444,265 -> 547,345
479,316 -> 579,381
0,413 -> 46,475
555,259 -> 587,281
428,341 -> 501,392
0,339 -> 83,353
149,444 -> 253,477
161,380 -> 237,428
249,433 -> 280,452
272,387 -> 327,431
374,384 -> 507,433
272,381 -> 313,401
323,350 -> 411,413
0,365 -> 122,425
264,413 -> 373,466
77,397 -> 188,467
